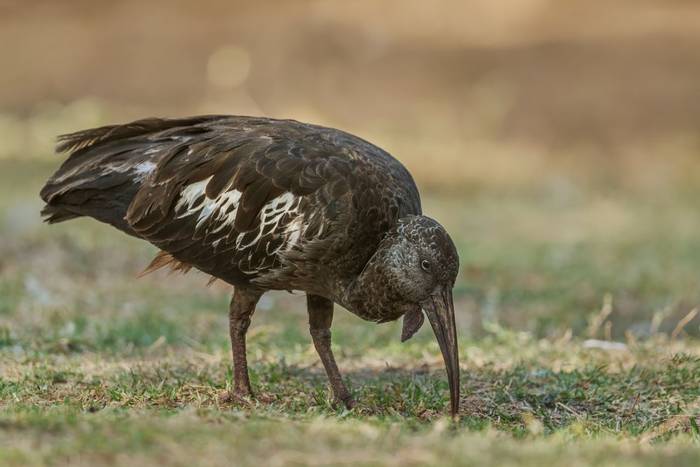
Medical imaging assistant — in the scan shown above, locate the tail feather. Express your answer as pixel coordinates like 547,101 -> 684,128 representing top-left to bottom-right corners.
40,115 -> 228,233
39,204 -> 81,224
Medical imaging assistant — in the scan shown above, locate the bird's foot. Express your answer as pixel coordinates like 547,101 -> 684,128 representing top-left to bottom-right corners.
218,389 -> 254,405
334,394 -> 356,410
255,392 -> 276,404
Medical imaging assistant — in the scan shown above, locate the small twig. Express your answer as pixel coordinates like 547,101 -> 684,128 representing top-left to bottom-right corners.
620,393 -> 641,430
587,293 -> 613,338
556,401 -> 582,418
671,308 -> 698,340
649,305 -> 671,335
603,320 -> 613,341
555,328 -> 572,346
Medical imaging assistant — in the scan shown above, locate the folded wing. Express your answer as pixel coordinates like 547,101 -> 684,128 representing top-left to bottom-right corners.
124,119 -> 355,284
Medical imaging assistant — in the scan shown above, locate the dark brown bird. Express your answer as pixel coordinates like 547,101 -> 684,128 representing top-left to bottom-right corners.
39,115 -> 460,416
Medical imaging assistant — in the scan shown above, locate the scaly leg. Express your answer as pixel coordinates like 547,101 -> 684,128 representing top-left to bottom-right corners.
307,294 -> 355,408
220,287 -> 261,403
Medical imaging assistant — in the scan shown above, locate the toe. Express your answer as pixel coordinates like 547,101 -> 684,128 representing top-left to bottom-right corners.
337,395 -> 356,410
218,389 -> 254,405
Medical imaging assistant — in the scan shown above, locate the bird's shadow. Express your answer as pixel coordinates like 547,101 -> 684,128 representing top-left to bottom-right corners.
227,362 -> 453,418
232,361 -> 648,432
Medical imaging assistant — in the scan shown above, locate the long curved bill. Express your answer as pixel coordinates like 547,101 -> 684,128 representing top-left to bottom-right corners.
423,286 -> 460,418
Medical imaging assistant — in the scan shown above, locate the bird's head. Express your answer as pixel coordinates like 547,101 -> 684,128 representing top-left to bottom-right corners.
387,215 -> 459,307
348,215 -> 460,416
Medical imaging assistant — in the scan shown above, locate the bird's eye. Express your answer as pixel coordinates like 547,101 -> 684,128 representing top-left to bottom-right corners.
421,260 -> 431,271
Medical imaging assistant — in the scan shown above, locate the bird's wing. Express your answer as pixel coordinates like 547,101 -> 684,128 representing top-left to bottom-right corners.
124,119 -> 357,283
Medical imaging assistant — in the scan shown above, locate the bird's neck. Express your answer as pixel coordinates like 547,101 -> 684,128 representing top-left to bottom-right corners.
340,231 -> 415,322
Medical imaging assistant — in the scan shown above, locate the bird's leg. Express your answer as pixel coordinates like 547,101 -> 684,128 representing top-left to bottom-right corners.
307,294 -> 355,409
220,287 -> 261,403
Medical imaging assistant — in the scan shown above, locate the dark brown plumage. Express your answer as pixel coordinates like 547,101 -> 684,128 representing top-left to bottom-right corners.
40,115 -> 461,416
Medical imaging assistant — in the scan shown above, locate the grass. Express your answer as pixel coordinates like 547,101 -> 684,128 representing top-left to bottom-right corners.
1,159 -> 700,466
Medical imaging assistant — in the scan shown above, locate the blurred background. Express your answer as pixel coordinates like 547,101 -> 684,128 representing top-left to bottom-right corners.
1,0 -> 699,347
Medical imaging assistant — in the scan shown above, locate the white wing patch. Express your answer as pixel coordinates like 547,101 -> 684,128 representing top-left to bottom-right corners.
236,192 -> 299,249
133,161 -> 156,178
284,216 -> 304,251
175,177 -> 212,214
173,179 -> 309,273
210,190 -> 243,233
